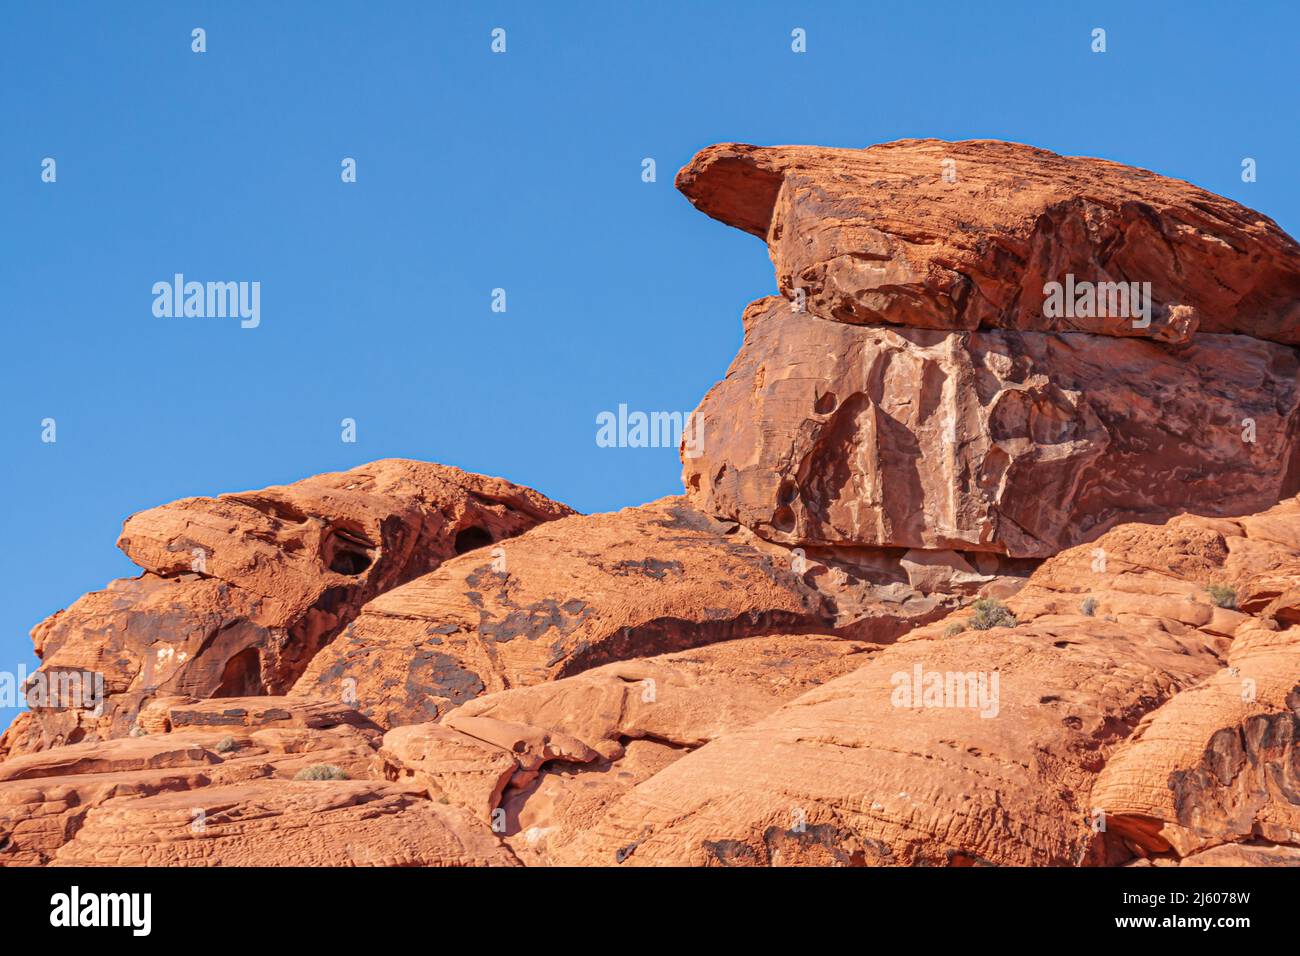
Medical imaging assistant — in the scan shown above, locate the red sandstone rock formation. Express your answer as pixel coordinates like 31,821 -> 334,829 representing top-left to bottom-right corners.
553,501 -> 1300,866
677,140 -> 1300,344
3,139 -> 1300,870
53,780 -> 516,867
2,460 -> 572,757
683,295 -> 1300,557
290,497 -> 861,727
679,142 -> 1300,558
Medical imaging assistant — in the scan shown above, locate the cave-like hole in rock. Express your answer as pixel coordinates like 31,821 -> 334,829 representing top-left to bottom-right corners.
324,527 -> 375,576
214,647 -> 263,697
772,505 -> 796,533
329,548 -> 373,575
454,526 -> 495,554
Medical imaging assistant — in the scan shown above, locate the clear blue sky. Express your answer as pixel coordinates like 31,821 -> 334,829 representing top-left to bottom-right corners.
2,1 -> 1297,731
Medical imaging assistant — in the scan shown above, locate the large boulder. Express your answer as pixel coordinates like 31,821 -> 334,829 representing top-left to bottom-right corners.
677,140 -> 1300,344
3,460 -> 572,756
683,296 -> 1300,557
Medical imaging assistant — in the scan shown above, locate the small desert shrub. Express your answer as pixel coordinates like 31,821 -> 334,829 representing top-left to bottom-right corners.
1206,584 -> 1237,610
1080,596 -> 1098,617
128,725 -> 147,738
294,764 -> 349,781
942,622 -> 964,638
969,598 -> 1017,631
213,735 -> 238,754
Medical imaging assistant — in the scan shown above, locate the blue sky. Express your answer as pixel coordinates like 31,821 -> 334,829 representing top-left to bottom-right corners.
2,0 -> 1297,730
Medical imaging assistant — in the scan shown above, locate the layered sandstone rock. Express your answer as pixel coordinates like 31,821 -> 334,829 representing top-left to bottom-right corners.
557,620 -> 1222,866
1015,495 -> 1300,625
4,139 -> 1300,871
2,497 -> 1297,868
683,295 -> 1300,557
52,781 -> 515,867
292,497 -> 847,727
0,695 -> 389,866
376,632 -> 876,862
678,140 -> 1300,558
677,140 -> 1300,344
1090,622 -> 1300,858
4,460 -> 571,756
555,499 -> 1300,867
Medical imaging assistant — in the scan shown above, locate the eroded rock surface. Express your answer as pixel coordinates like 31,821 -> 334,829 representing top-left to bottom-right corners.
0,696 -> 384,866
377,633 -> 877,862
557,621 -> 1221,866
52,781 -> 515,867
292,498 -> 841,727
1090,622 -> 1300,859
4,460 -> 571,757
555,500 -> 1300,867
678,140 -> 1300,344
683,296 -> 1300,557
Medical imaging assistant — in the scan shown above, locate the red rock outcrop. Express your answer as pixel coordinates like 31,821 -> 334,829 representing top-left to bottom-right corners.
677,140 -> 1300,344
3,495 -> 1297,869
4,460 -> 572,757
1089,621 -> 1300,858
4,140 -> 1300,870
553,504 -> 1300,868
291,497 -> 847,727
52,781 -> 516,867
683,296 -> 1300,557
376,632 -> 875,861
556,622 -> 1221,866
0,696 -> 385,865
554,498 -> 1300,866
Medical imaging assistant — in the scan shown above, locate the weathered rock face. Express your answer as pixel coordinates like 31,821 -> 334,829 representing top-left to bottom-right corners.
292,497 -> 847,728
0,696 -> 388,866
376,632 -> 876,862
51,781 -> 517,867
3,496 -> 1299,868
556,497 -> 1300,867
558,621 -> 1223,866
677,140 -> 1300,344
1089,622 -> 1300,857
684,296 -> 1300,557
4,460 -> 572,757
5,139 -> 1300,871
